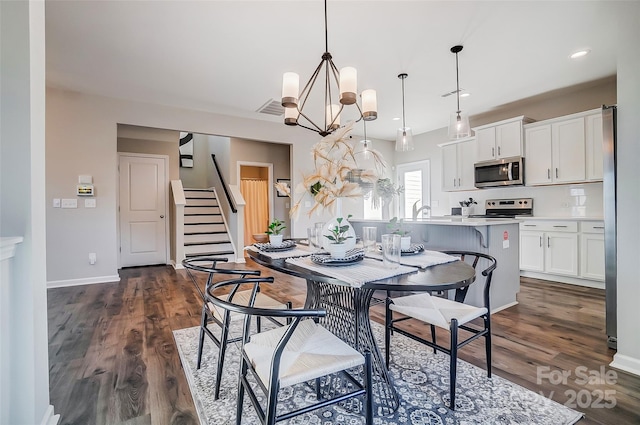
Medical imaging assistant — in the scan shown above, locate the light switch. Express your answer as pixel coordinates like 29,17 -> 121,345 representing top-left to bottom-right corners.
61,198 -> 78,208
85,198 -> 96,208
53,198 -> 61,208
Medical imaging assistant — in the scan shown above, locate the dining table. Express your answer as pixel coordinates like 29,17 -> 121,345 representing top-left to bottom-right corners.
246,244 -> 476,416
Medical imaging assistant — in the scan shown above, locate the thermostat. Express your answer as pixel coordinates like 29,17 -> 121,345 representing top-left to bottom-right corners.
77,184 -> 94,196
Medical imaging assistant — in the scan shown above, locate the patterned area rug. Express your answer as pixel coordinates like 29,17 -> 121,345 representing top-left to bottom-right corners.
173,322 -> 583,425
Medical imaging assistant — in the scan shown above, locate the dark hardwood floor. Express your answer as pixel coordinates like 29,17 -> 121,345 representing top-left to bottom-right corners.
48,263 -> 640,425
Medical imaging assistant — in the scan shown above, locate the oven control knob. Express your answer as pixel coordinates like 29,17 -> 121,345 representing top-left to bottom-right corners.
519,201 -> 523,204
524,200 -> 528,204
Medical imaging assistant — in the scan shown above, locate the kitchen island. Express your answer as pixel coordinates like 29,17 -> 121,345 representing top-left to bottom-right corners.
350,217 -> 520,311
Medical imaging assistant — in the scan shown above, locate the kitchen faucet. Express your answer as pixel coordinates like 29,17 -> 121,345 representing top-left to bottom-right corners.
412,200 -> 430,220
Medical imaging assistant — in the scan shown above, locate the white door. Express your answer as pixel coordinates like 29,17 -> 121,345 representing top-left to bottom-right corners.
520,231 -> 545,272
397,161 -> 430,219
525,125 -> 553,185
457,139 -> 477,190
476,127 -> 496,162
545,232 -> 578,276
496,120 -> 522,158
552,117 -> 586,183
441,144 -> 458,191
119,154 -> 168,267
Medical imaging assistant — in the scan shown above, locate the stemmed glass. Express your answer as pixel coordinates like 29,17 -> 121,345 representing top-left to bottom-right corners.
307,222 -> 325,252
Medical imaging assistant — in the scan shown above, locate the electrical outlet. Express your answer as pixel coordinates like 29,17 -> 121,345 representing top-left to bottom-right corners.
53,198 -> 61,208
89,253 -> 96,265
61,198 -> 77,208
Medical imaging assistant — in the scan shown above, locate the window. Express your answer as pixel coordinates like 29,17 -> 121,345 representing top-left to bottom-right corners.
397,160 -> 430,219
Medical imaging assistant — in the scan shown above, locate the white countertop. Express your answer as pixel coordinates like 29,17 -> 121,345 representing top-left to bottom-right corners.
516,216 -> 604,221
350,217 -> 520,226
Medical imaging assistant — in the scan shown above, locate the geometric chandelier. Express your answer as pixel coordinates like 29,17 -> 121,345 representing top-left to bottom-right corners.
281,0 -> 377,137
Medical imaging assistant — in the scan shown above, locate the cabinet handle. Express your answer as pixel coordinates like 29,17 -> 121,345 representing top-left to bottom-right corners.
593,226 -> 605,229
548,237 -> 550,248
555,168 -> 559,178
498,146 -> 501,156
553,225 -> 568,228
458,178 -> 461,186
524,224 -> 537,227
453,178 -> 456,187
492,147 -> 495,157
547,169 -> 551,179
539,236 -> 542,247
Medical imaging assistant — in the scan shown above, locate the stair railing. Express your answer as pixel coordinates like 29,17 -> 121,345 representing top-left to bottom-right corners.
170,180 -> 187,268
211,154 -> 237,213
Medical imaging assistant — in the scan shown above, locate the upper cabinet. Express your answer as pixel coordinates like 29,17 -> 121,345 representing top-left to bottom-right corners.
440,137 -> 476,192
474,116 -> 533,162
524,109 -> 602,186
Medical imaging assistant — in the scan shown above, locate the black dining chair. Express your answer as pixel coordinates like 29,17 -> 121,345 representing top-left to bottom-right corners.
182,256 -> 291,400
207,276 -> 374,425
384,251 -> 497,410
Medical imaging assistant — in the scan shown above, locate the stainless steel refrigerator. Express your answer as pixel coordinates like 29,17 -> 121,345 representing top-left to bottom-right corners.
602,105 -> 617,349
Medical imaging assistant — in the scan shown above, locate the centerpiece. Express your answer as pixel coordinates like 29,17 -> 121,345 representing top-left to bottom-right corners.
265,218 -> 286,246
387,216 -> 411,250
372,178 -> 404,220
275,121 -> 386,250
323,216 -> 353,259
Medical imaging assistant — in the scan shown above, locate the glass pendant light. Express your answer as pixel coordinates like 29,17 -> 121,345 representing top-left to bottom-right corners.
395,73 -> 414,151
360,119 -> 372,159
448,45 -> 471,139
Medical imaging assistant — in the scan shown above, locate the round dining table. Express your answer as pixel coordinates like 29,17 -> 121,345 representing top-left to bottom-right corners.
247,248 -> 476,416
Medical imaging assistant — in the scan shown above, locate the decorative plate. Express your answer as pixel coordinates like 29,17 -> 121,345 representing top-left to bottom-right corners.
254,240 -> 296,252
401,244 -> 425,256
310,249 -> 364,266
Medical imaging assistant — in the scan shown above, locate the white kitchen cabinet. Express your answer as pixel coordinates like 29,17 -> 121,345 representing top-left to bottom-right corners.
524,125 -> 553,185
519,221 -> 578,277
441,138 -> 476,191
580,221 -> 605,280
475,117 -> 532,162
552,117 -> 586,183
585,112 -> 604,181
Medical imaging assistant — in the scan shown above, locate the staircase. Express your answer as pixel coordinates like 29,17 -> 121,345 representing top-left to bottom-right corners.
183,189 -> 235,262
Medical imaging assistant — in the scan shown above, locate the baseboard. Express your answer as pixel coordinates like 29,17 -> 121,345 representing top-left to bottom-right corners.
235,256 -> 246,263
610,353 -> 640,377
171,260 -> 184,270
40,405 -> 60,425
520,271 -> 605,289
492,301 -> 518,314
47,274 -> 120,288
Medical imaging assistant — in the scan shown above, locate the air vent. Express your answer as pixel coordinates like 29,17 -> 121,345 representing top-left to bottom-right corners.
441,88 -> 465,98
257,99 -> 285,116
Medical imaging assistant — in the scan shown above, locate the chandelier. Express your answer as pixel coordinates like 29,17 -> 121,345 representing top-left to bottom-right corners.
281,0 -> 377,137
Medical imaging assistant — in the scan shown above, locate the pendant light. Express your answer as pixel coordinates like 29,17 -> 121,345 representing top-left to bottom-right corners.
448,45 -> 471,140
360,119 -> 372,159
395,73 -> 414,152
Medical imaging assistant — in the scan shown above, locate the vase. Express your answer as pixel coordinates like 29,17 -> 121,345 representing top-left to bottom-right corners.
326,243 -> 348,259
381,199 -> 391,220
400,235 -> 411,250
321,198 -> 357,251
269,234 -> 283,246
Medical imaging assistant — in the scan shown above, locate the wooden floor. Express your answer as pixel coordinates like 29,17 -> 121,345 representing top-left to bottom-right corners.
48,263 -> 640,425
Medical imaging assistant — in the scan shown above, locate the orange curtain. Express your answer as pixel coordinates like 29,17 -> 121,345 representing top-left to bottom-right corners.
240,179 -> 270,246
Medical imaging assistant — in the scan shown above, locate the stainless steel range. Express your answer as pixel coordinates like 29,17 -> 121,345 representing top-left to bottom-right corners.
470,198 -> 533,218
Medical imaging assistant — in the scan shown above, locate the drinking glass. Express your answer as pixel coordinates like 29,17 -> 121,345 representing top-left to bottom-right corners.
307,222 -> 324,252
362,226 -> 378,253
381,234 -> 401,269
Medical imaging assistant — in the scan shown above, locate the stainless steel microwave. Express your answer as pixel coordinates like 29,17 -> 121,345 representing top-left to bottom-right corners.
474,156 -> 524,188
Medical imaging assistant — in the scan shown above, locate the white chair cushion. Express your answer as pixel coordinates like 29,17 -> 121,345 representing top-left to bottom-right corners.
389,293 -> 487,329
207,290 -> 288,323
243,319 -> 365,388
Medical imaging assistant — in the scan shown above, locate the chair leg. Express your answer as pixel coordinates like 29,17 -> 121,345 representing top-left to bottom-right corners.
286,301 -> 292,325
256,316 -> 262,333
485,314 -> 492,378
214,311 -> 231,400
430,324 -> 437,354
449,319 -> 459,410
364,351 -> 374,425
385,298 -> 392,368
236,360 -> 247,425
196,308 -> 208,370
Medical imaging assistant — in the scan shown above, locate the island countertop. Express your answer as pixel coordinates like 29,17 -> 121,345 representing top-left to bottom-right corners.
349,217 -> 520,226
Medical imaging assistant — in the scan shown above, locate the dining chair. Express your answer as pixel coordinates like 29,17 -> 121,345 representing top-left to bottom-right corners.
384,251 -> 497,410
207,276 -> 374,425
182,256 -> 292,400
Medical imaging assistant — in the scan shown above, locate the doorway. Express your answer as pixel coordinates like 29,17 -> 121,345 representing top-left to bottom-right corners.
238,163 -> 274,247
396,160 -> 431,219
118,153 -> 169,267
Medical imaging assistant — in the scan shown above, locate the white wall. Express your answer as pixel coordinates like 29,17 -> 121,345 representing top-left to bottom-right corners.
180,133 -> 211,189
0,1 -> 53,423
611,2 -> 640,377
46,87 -> 319,284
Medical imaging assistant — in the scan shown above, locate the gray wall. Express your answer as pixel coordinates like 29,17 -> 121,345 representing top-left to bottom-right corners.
117,125 -> 180,180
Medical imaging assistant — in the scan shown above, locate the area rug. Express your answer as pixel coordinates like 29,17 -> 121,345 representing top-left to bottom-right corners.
173,322 -> 583,425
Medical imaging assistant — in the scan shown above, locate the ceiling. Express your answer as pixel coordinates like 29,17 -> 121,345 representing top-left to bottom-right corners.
45,1 -> 624,141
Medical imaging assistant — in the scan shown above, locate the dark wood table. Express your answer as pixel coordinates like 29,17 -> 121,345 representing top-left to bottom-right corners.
247,248 -> 476,415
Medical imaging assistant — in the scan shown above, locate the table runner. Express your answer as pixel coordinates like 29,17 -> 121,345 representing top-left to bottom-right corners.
366,249 -> 458,269
244,244 -> 313,260
285,257 -> 416,288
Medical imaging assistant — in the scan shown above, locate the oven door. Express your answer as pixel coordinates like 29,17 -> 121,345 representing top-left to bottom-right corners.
474,157 -> 524,188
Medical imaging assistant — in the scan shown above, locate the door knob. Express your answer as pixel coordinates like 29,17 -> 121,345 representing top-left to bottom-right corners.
160,215 -> 165,219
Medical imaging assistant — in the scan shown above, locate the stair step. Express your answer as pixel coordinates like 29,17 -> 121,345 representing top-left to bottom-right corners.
184,189 -> 216,198
184,233 -> 230,244
184,223 -> 227,233
184,243 -> 234,255
185,240 -> 230,247
186,198 -> 219,207
184,214 -> 224,224
185,206 -> 221,215
185,252 -> 235,262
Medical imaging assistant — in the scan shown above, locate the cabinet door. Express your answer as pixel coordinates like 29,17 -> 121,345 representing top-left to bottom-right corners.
552,117 -> 586,183
520,231 -> 545,272
525,125 -> 553,185
580,233 -> 605,281
441,144 -> 458,191
476,127 -> 496,162
457,139 -> 477,190
585,113 -> 603,181
545,232 -> 578,276
496,120 -> 522,158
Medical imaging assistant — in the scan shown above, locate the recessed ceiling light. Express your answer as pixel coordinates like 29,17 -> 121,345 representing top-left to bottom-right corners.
570,49 -> 591,59
392,117 -> 400,121
460,93 -> 471,98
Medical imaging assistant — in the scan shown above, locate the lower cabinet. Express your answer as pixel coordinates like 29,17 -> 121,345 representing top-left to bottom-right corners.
520,220 -> 603,286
